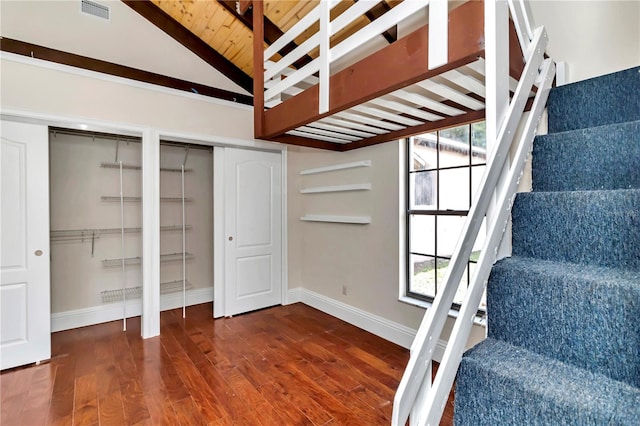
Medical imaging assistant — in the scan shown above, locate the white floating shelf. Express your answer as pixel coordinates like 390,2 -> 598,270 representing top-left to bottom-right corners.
300,183 -> 371,194
300,215 -> 371,224
300,160 -> 371,175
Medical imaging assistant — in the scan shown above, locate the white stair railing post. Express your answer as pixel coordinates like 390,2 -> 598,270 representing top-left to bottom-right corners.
428,0 -> 448,69
485,0 -> 512,261
319,0 -> 330,114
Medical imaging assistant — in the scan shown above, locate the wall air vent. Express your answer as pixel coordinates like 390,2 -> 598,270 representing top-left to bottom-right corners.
81,0 -> 110,20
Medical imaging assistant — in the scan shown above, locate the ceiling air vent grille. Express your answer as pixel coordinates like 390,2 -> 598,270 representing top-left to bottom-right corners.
81,0 -> 110,20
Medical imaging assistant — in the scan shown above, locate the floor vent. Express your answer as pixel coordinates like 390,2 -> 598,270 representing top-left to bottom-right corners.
81,0 -> 110,20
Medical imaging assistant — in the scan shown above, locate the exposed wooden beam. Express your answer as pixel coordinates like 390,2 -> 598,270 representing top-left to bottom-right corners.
0,37 -> 253,106
259,1 -> 485,139
121,0 -> 253,94
253,0 -> 265,137
259,134 -> 344,151
217,0 -> 313,70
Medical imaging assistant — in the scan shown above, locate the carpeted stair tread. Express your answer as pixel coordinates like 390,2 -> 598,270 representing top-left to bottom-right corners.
547,66 -> 640,133
455,67 -> 640,425
454,338 -> 640,426
487,256 -> 640,387
512,188 -> 640,270
533,120 -> 640,191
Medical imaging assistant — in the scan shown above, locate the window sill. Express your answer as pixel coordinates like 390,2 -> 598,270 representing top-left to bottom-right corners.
398,295 -> 487,327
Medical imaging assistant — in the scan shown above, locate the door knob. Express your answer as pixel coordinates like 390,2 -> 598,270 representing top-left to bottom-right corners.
228,236 -> 233,241
34,250 -> 43,256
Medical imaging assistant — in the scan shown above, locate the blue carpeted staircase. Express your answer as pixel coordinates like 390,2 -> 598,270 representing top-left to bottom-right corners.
454,67 -> 640,424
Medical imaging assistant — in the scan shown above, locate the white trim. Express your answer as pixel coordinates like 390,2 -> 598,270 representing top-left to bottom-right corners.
0,52 -> 252,111
160,287 -> 214,311
285,287 -> 304,305
289,287 -> 447,360
157,129 -> 283,152
141,129 -> 160,338
213,147 -> 225,318
51,287 -> 214,332
281,149 -> 289,306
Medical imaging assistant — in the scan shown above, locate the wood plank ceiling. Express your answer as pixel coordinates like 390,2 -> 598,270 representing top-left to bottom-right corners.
146,0 -> 401,92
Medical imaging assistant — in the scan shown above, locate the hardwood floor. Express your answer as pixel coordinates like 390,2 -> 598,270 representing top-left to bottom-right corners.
1,303 -> 454,425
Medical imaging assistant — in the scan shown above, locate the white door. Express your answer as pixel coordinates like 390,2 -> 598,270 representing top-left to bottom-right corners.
1,120 -> 51,370
224,148 -> 282,316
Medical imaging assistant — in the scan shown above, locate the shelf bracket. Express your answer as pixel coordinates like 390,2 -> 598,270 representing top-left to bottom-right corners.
114,138 -> 120,163
182,145 -> 191,167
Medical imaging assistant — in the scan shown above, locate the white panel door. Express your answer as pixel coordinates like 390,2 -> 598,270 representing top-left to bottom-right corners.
224,148 -> 282,316
1,120 -> 51,370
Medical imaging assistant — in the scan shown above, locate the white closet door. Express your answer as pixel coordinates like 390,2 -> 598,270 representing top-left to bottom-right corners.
224,148 -> 282,316
1,120 -> 51,370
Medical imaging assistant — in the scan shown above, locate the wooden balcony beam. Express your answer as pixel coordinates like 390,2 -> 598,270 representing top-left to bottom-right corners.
258,0 -> 485,139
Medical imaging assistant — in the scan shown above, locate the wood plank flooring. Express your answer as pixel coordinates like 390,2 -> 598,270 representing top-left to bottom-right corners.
1,303 -> 455,425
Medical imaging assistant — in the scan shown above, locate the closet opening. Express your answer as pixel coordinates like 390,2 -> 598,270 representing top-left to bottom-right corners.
49,127 -> 143,332
159,140 -> 214,318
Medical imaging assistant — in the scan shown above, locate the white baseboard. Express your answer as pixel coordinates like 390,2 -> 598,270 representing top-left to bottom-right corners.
159,287 -> 214,311
285,287 -> 304,304
51,287 -> 214,332
290,287 -> 447,361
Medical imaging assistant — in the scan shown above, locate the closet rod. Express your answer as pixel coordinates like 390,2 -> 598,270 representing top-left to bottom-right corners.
50,127 -> 141,143
49,127 -> 213,151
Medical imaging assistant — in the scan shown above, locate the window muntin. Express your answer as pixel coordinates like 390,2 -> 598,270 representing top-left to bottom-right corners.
407,123 -> 487,311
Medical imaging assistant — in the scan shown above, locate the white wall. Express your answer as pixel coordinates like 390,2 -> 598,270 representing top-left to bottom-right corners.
287,141 -> 487,350
530,0 -> 640,83
0,57 -> 254,139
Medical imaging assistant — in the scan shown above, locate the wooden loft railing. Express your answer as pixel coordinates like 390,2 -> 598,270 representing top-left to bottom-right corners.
252,0 -> 526,152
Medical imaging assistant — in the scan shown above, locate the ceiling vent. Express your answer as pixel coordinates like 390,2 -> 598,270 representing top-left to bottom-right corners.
81,0 -> 110,20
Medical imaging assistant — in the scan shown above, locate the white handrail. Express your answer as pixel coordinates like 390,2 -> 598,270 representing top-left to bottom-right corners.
391,1 -> 555,424
417,59 -> 554,426
508,0 -> 536,57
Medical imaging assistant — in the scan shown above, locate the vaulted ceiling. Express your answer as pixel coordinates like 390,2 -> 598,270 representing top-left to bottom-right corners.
123,0 -> 402,95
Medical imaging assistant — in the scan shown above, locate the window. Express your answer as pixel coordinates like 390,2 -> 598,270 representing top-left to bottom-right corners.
406,122 -> 487,311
